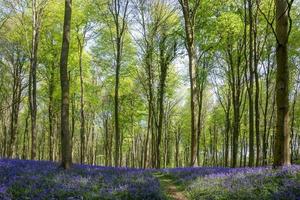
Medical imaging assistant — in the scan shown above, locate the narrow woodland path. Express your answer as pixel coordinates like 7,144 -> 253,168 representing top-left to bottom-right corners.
153,172 -> 188,200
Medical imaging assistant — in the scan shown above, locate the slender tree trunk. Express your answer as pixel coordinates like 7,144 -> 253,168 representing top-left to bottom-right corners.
143,107 -> 150,168
247,0 -> 255,167
147,64 -> 155,168
48,64 -> 55,161
253,10 -> 260,167
78,38 -> 85,164
22,113 -> 30,159
262,47 -> 272,165
109,121 -> 113,166
290,85 -> 298,162
175,126 -> 181,167
3,120 -> 7,157
224,101 -> 231,167
104,117 -> 109,166
243,132 -> 247,167
114,37 -> 121,167
71,92 -> 75,157
120,127 -> 124,166
151,116 -> 156,168
290,73 -> 299,162
196,81 -> 204,166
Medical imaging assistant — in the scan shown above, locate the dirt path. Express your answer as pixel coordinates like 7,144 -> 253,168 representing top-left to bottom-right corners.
153,172 -> 188,200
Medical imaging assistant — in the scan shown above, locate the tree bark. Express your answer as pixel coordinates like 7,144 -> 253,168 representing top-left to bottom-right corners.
114,36 -> 121,167
78,37 -> 85,164
274,0 -> 291,167
290,71 -> 299,162
196,79 -> 204,166
29,0 -> 44,160
247,0 -> 255,167
59,0 -> 72,169
48,63 -> 55,161
225,99 -> 231,167
8,54 -> 23,157
254,20 -> 260,167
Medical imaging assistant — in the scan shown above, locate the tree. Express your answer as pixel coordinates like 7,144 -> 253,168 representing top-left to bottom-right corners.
273,0 -> 294,167
218,12 -> 245,168
108,0 -> 129,167
179,0 -> 201,167
29,0 -> 47,160
0,0 -> 300,170
74,2 -> 93,164
156,18 -> 178,168
246,0 -> 255,167
60,0 -> 72,169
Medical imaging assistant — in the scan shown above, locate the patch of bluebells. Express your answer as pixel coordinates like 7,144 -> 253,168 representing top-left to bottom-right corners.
160,166 -> 235,184
0,159 -> 164,200
162,165 -> 300,200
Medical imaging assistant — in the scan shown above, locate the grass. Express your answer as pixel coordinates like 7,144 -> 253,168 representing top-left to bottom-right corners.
153,172 -> 187,200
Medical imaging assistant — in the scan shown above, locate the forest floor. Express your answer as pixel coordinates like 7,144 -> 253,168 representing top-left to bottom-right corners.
2,159 -> 300,199
153,172 -> 187,200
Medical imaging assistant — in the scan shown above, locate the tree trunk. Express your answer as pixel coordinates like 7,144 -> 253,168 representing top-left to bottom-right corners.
274,0 -> 291,167
78,38 -> 85,164
247,0 -> 255,167
196,80 -> 204,166
104,117 -> 109,166
29,0 -> 43,160
290,72 -> 299,162
114,36 -> 121,167
8,58 -> 23,157
224,100 -> 231,167
70,92 -> 75,158
59,0 -> 72,169
253,8 -> 260,167
143,107 -> 150,168
175,126 -> 181,167
22,113 -> 30,159
48,64 -> 55,161
156,37 -> 169,169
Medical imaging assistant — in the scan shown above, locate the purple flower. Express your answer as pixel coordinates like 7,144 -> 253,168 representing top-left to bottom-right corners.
0,159 -> 164,199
